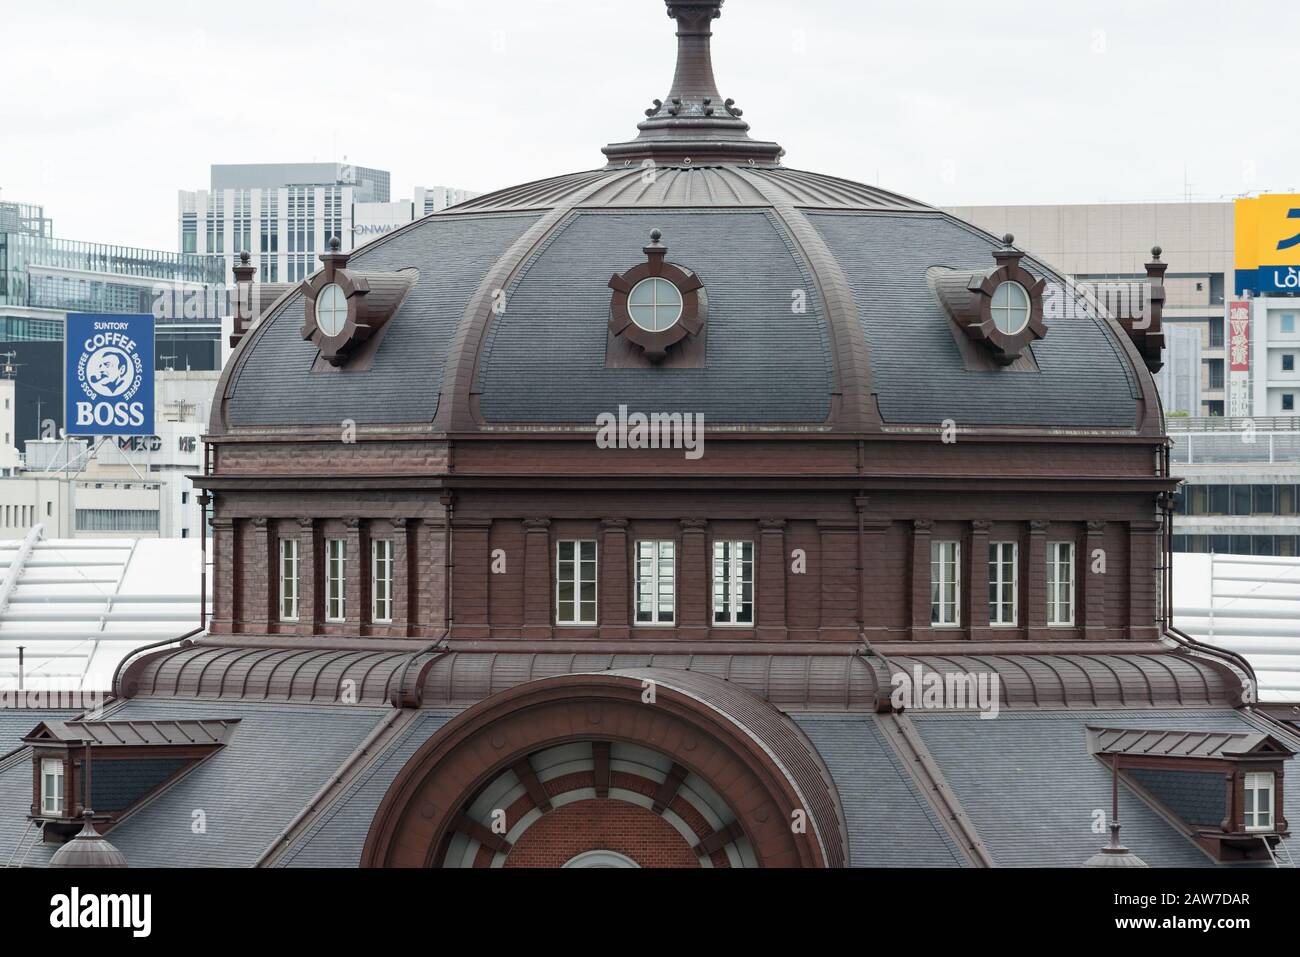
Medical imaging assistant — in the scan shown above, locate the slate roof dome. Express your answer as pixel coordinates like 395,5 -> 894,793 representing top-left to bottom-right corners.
214,0 -> 1160,439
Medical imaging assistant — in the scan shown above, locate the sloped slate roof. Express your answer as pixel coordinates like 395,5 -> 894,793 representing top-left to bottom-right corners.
910,709 -> 1294,867
216,163 -> 1151,435
476,208 -> 834,424
794,713 -> 968,867
808,211 -> 1141,429
0,708 -> 80,758
275,709 -> 456,868
69,699 -> 388,868
224,211 -> 540,429
0,749 -> 56,867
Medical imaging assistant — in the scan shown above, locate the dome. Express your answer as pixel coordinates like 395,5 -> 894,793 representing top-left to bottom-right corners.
214,0 -> 1160,439
48,812 -> 128,869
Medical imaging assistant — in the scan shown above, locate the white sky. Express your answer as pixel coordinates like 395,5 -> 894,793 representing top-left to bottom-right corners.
3,0 -> 1298,252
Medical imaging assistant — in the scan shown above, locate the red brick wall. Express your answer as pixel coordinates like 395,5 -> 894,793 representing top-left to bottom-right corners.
503,799 -> 700,868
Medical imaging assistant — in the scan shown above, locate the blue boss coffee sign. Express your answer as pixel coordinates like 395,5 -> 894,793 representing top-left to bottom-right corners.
65,313 -> 155,435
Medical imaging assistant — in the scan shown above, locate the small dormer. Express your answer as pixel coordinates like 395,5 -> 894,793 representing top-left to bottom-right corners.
24,718 -> 239,843
1088,726 -> 1293,863
299,237 -> 417,368
934,234 -> 1048,367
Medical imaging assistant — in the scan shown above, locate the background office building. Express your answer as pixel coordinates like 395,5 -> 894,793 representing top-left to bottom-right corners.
1247,297 -> 1300,416
0,193 -> 225,428
179,163 -> 479,282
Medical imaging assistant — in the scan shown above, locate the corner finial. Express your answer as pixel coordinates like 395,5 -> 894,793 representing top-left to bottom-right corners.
329,235 -> 342,252
1151,245 -> 1162,261
644,228 -> 667,257
1002,233 -> 1016,249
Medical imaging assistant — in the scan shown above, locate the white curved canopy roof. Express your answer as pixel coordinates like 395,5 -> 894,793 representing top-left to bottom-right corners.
0,530 -> 206,693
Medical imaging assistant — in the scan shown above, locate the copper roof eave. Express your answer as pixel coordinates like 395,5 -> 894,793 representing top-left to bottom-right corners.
116,640 -> 1242,712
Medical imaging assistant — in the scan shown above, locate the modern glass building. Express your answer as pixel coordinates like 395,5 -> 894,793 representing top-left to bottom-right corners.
0,217 -> 225,364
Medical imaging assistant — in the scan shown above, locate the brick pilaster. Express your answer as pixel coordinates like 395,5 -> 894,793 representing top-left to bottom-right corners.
910,520 -> 933,640
600,518 -> 630,639
757,518 -> 787,640
679,519 -> 709,638
522,518 -> 552,638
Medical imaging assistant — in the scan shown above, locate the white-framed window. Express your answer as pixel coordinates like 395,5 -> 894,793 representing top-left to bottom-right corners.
988,541 -> 1018,626
325,538 -> 347,622
1047,541 -> 1075,626
556,540 -> 597,626
372,539 -> 394,623
931,541 -> 961,626
990,281 -> 1031,335
712,540 -> 754,626
1244,772 -> 1275,832
315,282 -> 348,336
279,539 -> 300,622
41,758 -> 63,817
635,540 -> 675,625
627,277 -> 684,332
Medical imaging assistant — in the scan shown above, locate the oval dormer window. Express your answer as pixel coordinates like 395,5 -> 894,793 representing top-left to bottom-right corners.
315,283 -> 349,337
990,280 -> 1031,335
628,277 -> 684,332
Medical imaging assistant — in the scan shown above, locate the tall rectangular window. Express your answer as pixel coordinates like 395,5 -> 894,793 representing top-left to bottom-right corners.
372,539 -> 394,623
988,542 -> 1018,626
930,541 -> 960,626
41,759 -> 63,816
1244,772 -> 1275,832
326,539 -> 347,622
279,539 -> 300,622
635,540 -> 675,625
1047,542 -> 1075,626
713,540 -> 754,626
556,540 -> 597,626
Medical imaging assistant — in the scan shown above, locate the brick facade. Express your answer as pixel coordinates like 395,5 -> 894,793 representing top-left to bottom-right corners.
203,437 -> 1175,645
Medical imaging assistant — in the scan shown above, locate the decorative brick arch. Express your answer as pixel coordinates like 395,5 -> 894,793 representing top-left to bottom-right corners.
361,670 -> 847,868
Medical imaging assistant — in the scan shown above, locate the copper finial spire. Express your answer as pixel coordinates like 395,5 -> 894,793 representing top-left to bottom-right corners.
603,0 -> 784,167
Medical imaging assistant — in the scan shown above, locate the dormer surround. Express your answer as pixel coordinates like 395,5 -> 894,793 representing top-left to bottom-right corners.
608,229 -> 706,363
299,237 -> 416,368
934,234 -> 1048,366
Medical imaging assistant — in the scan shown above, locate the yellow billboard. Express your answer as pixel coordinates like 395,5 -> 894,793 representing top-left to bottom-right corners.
1235,194 -> 1300,293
